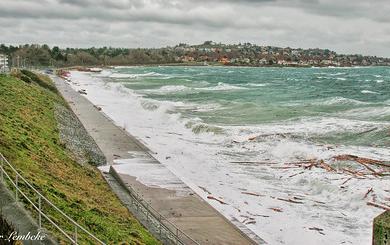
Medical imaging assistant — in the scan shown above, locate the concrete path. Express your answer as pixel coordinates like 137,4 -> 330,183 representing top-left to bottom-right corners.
54,76 -> 263,245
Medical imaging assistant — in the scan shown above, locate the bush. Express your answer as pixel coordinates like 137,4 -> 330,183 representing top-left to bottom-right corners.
20,70 -> 58,94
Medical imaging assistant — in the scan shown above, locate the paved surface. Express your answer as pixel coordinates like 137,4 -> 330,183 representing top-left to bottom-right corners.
54,76 -> 263,245
0,184 -> 57,245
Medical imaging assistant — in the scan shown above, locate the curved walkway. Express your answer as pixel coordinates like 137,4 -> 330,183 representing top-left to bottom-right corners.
54,75 -> 264,245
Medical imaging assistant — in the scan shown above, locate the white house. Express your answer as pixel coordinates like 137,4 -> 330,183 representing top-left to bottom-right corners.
0,54 -> 9,72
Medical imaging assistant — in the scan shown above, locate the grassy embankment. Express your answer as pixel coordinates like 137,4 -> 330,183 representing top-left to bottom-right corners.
0,71 -> 159,244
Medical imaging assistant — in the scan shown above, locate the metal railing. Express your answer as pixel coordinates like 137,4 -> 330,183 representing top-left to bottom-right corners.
109,167 -> 200,245
0,152 -> 105,244
92,110 -> 200,245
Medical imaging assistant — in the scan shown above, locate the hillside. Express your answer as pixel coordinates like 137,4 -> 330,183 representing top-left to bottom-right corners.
0,71 -> 159,244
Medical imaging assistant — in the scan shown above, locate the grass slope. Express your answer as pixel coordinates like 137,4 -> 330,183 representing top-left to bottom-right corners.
0,73 -> 159,244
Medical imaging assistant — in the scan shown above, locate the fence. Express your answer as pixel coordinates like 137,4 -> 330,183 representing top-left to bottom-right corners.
0,152 -> 105,244
108,167 -> 200,245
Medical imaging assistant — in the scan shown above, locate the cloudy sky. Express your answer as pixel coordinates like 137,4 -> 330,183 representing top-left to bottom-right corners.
1,0 -> 390,56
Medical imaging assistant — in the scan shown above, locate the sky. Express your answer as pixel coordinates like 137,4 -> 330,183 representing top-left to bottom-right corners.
1,0 -> 390,57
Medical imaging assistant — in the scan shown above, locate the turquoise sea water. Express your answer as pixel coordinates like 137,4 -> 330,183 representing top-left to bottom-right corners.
108,66 -> 390,148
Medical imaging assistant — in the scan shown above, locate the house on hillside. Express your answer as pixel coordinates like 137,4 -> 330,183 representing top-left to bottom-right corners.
0,54 -> 9,72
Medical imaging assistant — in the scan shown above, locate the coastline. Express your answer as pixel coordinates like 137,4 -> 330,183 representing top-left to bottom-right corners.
53,74 -> 261,244
64,68 -> 390,245
60,63 -> 390,70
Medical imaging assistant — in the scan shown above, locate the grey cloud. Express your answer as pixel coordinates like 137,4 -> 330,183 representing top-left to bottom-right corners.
0,0 -> 389,56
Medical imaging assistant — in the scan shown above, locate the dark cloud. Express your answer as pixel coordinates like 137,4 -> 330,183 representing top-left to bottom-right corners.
0,0 -> 389,56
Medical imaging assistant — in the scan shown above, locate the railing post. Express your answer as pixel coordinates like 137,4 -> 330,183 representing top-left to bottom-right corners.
15,174 -> 18,201
159,214 -> 162,237
0,153 -> 106,245
74,225 -> 78,244
38,196 -> 42,228
146,203 -> 149,222
0,156 -> 3,183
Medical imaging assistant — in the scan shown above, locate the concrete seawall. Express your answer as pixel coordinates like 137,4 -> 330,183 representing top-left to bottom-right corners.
53,75 -> 264,244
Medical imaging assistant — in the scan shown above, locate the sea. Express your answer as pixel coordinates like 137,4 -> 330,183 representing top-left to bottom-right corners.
69,66 -> 390,245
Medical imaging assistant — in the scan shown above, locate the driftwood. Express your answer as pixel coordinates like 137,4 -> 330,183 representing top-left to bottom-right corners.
356,161 -> 381,176
241,191 -> 264,197
367,201 -> 390,211
269,207 -> 283,212
334,154 -> 388,168
199,186 -> 211,195
342,168 -> 364,177
207,196 -> 228,205
309,227 -> 325,235
284,159 -> 315,165
247,211 -> 270,217
240,215 -> 255,224
318,160 -> 336,172
78,89 -> 87,95
309,227 -> 324,231
341,177 -> 353,185
363,188 -> 373,199
288,171 -> 305,178
366,161 -> 390,169
93,105 -> 102,111
277,197 -> 304,204
246,220 -> 256,225
271,166 -> 301,169
230,161 -> 278,165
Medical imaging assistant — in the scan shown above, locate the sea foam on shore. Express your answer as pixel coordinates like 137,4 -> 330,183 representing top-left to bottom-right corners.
66,69 -> 389,245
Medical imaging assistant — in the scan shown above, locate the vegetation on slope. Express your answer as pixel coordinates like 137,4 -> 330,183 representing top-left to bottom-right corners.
0,72 -> 159,244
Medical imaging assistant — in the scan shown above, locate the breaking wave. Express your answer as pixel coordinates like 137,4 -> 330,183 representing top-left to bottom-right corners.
196,82 -> 246,91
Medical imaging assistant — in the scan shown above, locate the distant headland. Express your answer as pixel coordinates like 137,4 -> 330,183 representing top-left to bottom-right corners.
1,41 -> 389,68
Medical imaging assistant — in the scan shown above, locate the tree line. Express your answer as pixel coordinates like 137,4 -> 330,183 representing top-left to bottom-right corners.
0,44 -> 179,67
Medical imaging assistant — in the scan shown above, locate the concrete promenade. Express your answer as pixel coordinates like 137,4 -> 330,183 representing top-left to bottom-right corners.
54,76 -> 262,245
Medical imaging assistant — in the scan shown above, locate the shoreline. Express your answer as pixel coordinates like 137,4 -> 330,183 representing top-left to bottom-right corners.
57,63 -> 390,71
53,74 -> 261,244
65,68 -> 390,245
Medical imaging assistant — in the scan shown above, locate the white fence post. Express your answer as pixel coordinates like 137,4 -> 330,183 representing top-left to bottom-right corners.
0,153 -> 106,245
38,195 -> 42,228
0,155 -> 3,183
15,174 -> 18,201
74,225 -> 78,244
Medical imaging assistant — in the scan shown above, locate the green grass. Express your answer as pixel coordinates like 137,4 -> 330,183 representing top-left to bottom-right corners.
374,211 -> 390,245
0,73 -> 159,244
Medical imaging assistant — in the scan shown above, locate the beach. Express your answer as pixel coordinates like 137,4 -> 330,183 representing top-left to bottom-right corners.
65,67 -> 390,245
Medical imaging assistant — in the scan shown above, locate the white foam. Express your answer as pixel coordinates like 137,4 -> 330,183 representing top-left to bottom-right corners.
109,73 -> 137,78
245,83 -> 269,87
361,90 -> 379,94
109,71 -> 162,79
309,97 -> 369,106
197,82 -> 246,91
67,71 -> 390,245
113,157 -> 192,197
144,85 -> 191,94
